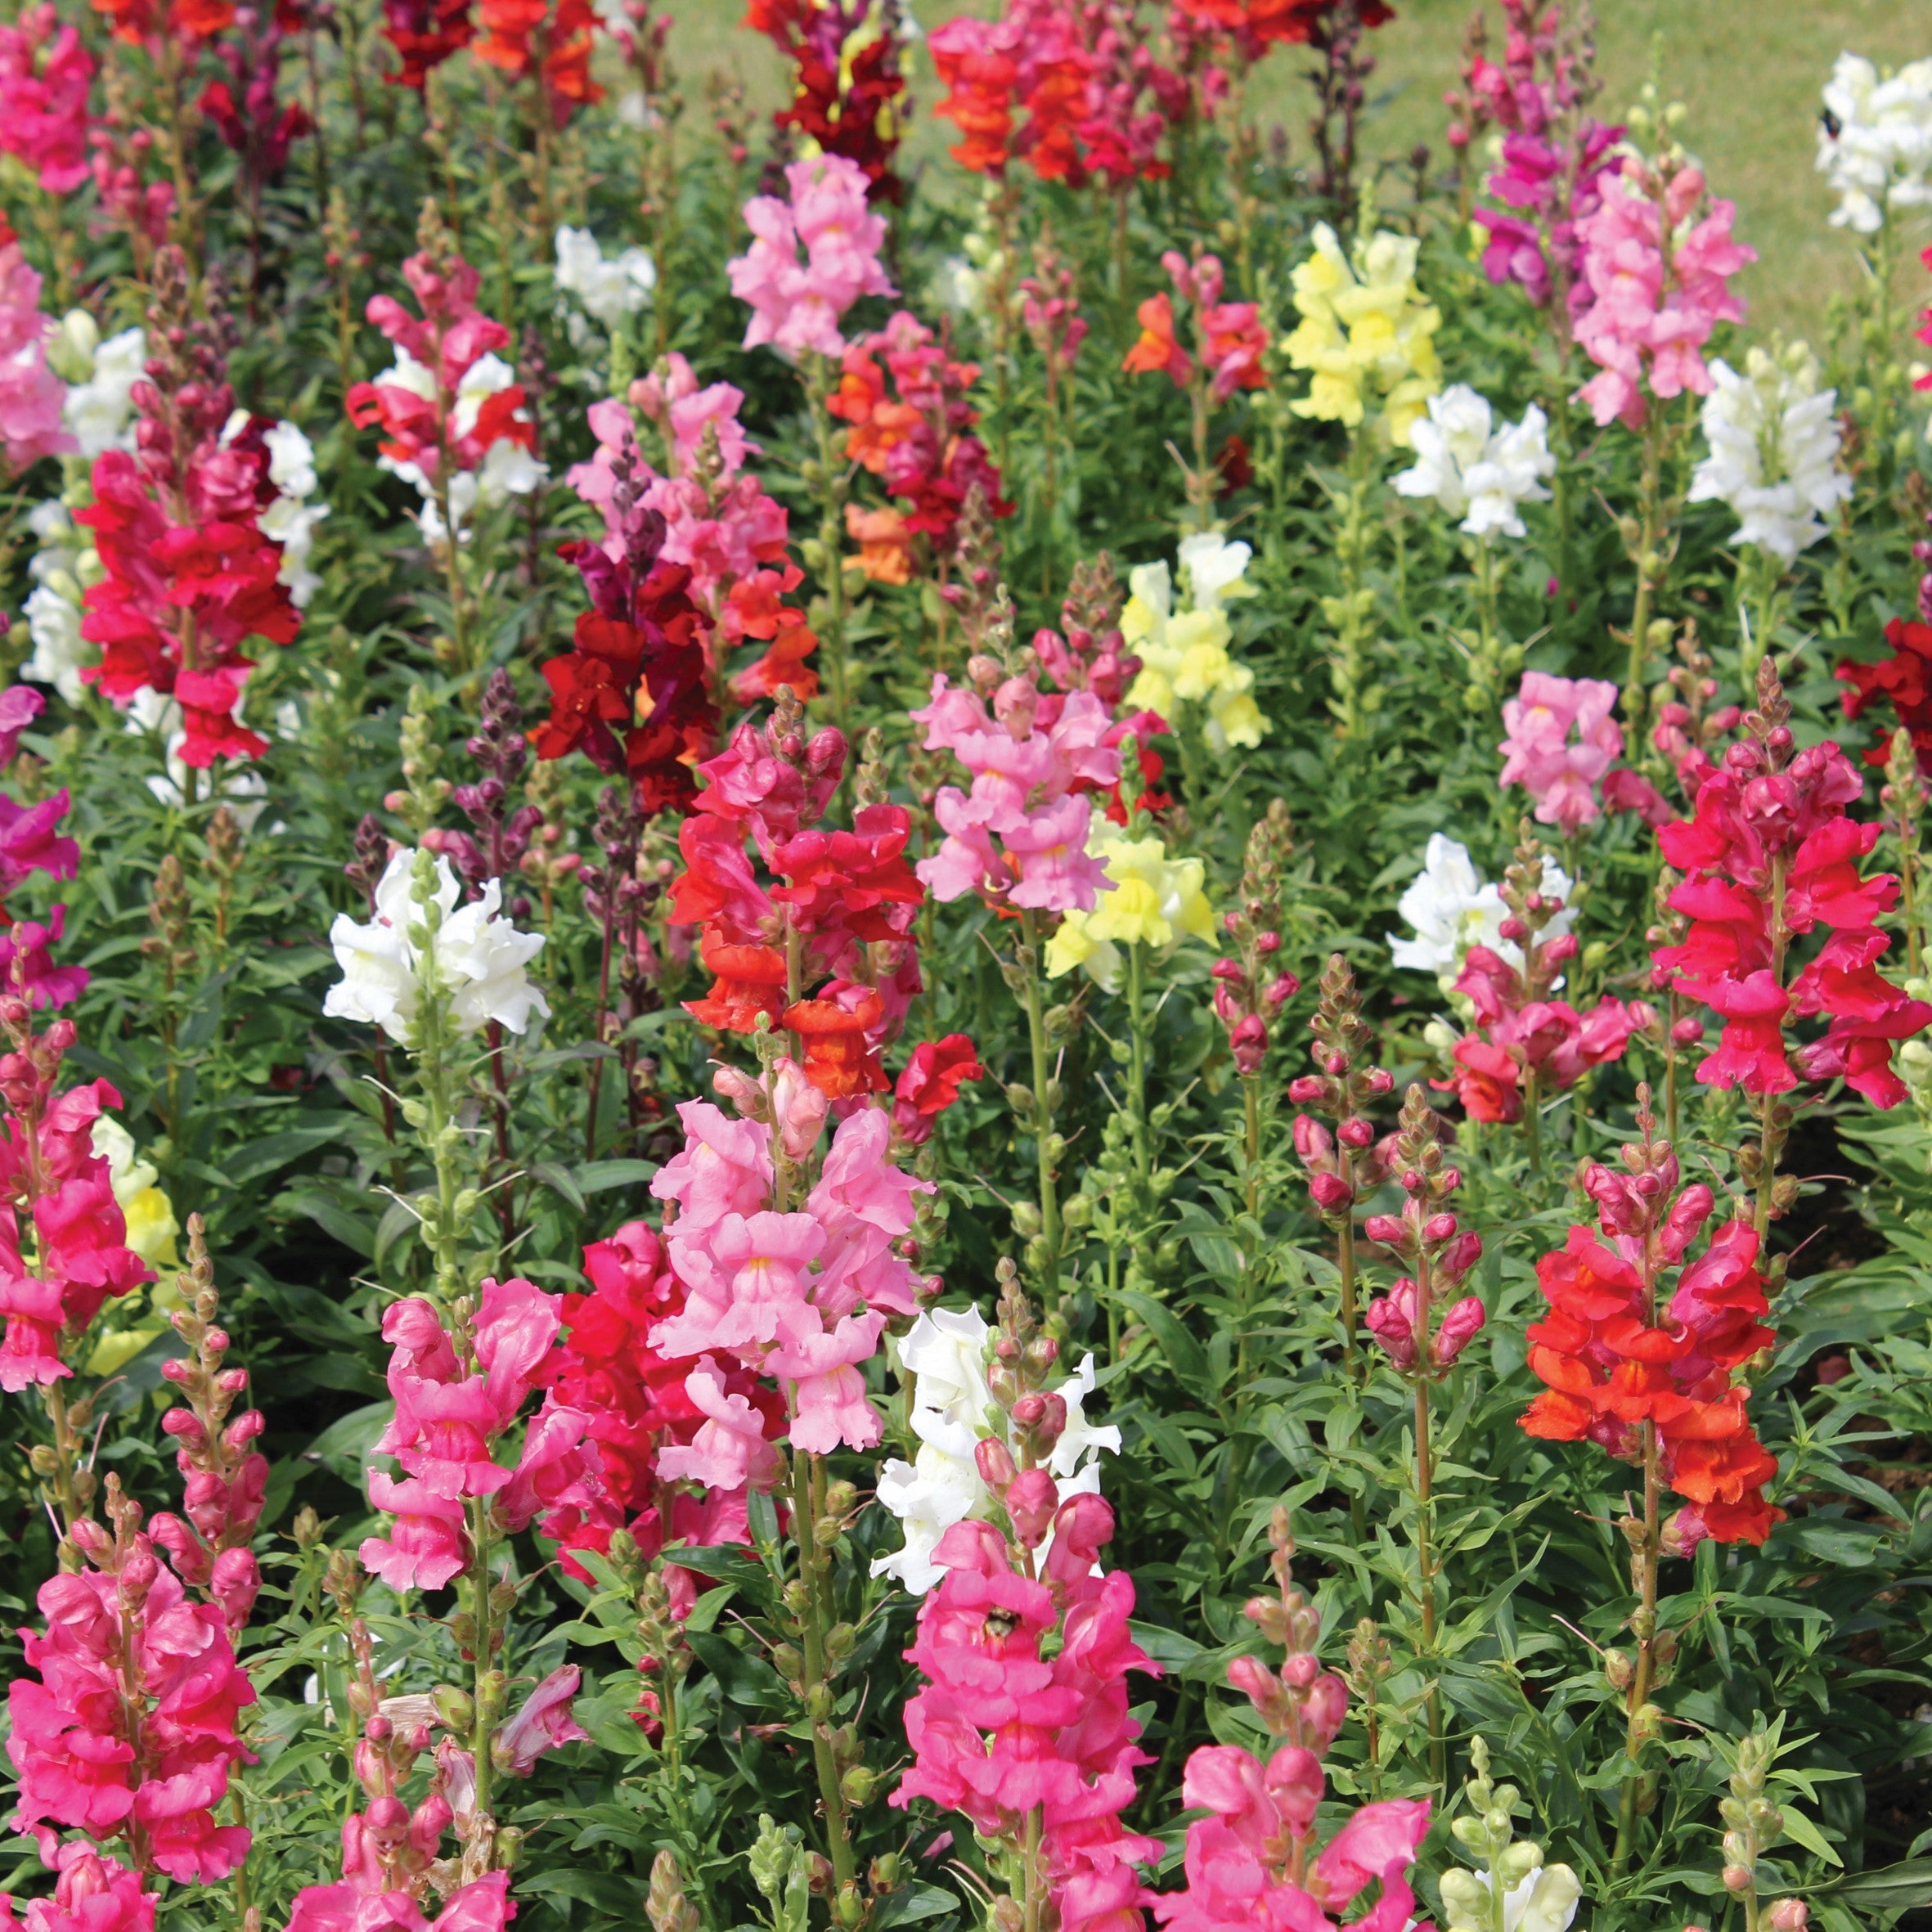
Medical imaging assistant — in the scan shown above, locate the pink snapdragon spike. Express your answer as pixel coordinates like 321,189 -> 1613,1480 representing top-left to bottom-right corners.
1155,1509 -> 1430,1931
0,231 -> 74,471
359,1276 -> 599,1588
0,1842 -> 155,1932
0,892 -> 149,1391
649,1097 -> 931,1455
9,1475 -> 255,1886
0,6 -> 93,195
892,1346 -> 1163,1932
1651,660 -> 1932,1110
727,153 -> 895,360
1572,156 -> 1755,430
914,651 -> 1135,916
1498,672 -> 1624,830
282,1613 -> 517,1932
1289,954 -> 1395,1227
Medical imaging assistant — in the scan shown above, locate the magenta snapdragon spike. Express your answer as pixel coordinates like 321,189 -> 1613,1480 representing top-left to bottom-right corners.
1032,555 -> 1140,712
7,1470 -> 255,1887
892,1273 -> 1161,1932
150,1217 -> 267,1629
281,1610 -> 518,1932
1154,1509 -> 1431,1931
1288,953 -> 1394,1363
0,3 -> 93,195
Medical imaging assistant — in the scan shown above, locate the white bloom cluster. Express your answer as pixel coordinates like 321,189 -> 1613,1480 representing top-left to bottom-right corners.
21,499 -> 93,703
372,351 -> 548,543
1387,833 -> 1573,981
1392,384 -> 1555,540
1816,52 -> 1932,234
1687,344 -> 1850,564
872,1305 -> 1120,1595
553,226 -> 657,331
324,848 -> 550,1046
221,411 -> 332,608
53,312 -> 146,458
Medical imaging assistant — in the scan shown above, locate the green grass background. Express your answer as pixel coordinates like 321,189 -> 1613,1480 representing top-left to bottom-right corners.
663,0 -> 1930,340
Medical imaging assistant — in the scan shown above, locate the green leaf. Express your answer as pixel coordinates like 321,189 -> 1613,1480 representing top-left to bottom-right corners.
1117,1290 -> 1208,1392
576,1158 -> 658,1194
874,1881 -> 962,1926
1777,1804 -> 1844,1869
1816,1859 -> 1932,1909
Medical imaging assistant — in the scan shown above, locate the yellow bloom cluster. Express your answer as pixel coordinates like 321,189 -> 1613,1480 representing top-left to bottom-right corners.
1121,532 -> 1267,755
1046,823 -> 1215,991
84,1115 -> 183,1377
1285,223 -> 1442,447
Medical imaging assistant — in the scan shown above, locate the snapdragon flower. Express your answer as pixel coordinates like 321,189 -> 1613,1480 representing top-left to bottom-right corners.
873,1304 -> 1120,1593
323,847 -> 550,1045
1816,52 -> 1932,235
21,498 -> 92,701
1045,822 -> 1215,991
1122,532 -> 1266,753
553,225 -> 656,330
1687,344 -> 1849,564
1387,833 -> 1573,981
1284,222 -> 1442,447
52,313 -> 146,457
1393,384 -> 1555,539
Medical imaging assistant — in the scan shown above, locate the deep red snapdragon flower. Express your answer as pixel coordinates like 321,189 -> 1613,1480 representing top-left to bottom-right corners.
748,0 -> 906,202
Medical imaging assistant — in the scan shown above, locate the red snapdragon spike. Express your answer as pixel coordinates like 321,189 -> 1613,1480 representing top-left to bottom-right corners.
1170,0 -> 1392,52
685,941 -> 789,1034
783,995 -> 889,1100
378,0 -> 474,87
892,1033 -> 983,1147
748,0 -> 907,202
1838,616 -> 1932,774
1521,1108 -> 1782,1549
473,0 -> 600,121
928,16 -> 1018,173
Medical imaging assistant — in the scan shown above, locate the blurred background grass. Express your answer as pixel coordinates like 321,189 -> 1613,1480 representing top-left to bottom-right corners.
663,0 -> 1930,340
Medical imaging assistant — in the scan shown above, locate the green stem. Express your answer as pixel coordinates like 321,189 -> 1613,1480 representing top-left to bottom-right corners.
1017,910 -> 1063,1302
789,1449 -> 856,1893
1413,1338 -> 1444,1791
1126,941 -> 1151,1188
1623,405 -> 1669,727
1242,1074 -> 1261,1221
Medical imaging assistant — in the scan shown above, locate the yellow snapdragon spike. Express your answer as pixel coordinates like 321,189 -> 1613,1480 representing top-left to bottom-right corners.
1045,913 -> 1103,982
124,1185 -> 182,1269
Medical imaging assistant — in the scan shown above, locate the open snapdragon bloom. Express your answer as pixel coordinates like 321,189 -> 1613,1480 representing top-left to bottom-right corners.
1393,384 -> 1554,540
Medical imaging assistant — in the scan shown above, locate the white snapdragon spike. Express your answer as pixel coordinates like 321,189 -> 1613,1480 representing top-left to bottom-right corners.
236,416 -> 332,608
1439,1863 -> 1582,1932
1387,833 -> 1573,978
1178,531 -> 1254,609
554,226 -> 657,330
22,499 -> 93,703
125,690 -> 271,828
1687,345 -> 1850,564
1816,53 -> 1932,233
58,316 -> 146,457
872,1306 -> 1120,1594
324,848 -> 551,1046
1393,384 -> 1554,540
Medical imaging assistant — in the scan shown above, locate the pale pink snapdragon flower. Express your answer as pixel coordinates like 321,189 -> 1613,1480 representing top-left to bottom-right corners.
1572,157 -> 1755,430
1498,671 -> 1624,830
727,154 -> 896,360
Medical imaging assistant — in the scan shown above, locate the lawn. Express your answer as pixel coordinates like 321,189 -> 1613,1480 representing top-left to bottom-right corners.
664,0 -> 1931,341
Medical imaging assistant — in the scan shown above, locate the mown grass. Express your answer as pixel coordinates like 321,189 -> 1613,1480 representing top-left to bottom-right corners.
662,0 -> 1931,340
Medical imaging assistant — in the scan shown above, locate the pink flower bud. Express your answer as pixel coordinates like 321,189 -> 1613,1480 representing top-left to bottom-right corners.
1670,1016 -> 1704,1045
1365,1287 -> 1418,1369
1292,1114 -> 1332,1159
1231,1014 -> 1269,1074
1337,1117 -> 1373,1149
974,1438 -> 1017,1492
1436,1230 -> 1483,1285
1287,1075 -> 1328,1105
1363,1214 -> 1404,1247
1281,1652 -> 1318,1689
1767,1903 -> 1808,1932
1256,932 -> 1282,955
1542,932 -> 1579,966
1005,1467 -> 1058,1548
210,1547 -> 260,1629
1307,1171 -> 1353,1213
1262,972 -> 1300,1013
1211,958 -> 1243,983
1422,1212 -> 1457,1243
1263,1743 -> 1323,1838
1226,1654 -> 1287,1720
1302,1671 -> 1349,1752
1364,1068 -> 1395,1095
1434,1296 -> 1486,1367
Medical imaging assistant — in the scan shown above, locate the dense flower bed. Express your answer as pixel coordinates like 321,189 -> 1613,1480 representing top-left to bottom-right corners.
0,3 -> 1930,1932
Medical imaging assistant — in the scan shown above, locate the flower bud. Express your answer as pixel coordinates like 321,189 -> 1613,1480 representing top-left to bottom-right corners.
974,1438 -> 1017,1492
1005,1467 -> 1058,1548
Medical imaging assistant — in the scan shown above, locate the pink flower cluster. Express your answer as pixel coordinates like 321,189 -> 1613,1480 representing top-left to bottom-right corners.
569,358 -> 813,701
8,1490 -> 255,1887
1155,1512 -> 1430,1932
649,1097 -> 928,1456
0,231 -> 73,472
1573,159 -> 1755,430
283,1613 -> 559,1932
914,662 -> 1135,917
1122,249 -> 1268,402
0,5 -> 93,194
892,1490 -> 1162,1932
0,1843 -> 155,1932
359,1278 -> 597,1593
0,897 -> 151,1395
1498,672 -> 1623,830
1450,941 -> 1647,1125
1653,699 -> 1932,1105
727,153 -> 895,360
